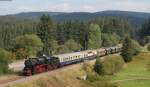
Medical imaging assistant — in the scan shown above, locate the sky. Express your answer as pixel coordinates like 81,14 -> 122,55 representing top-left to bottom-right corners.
0,0 -> 150,15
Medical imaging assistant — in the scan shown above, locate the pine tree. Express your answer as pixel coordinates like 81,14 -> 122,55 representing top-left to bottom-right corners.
121,36 -> 134,62
37,15 -> 54,55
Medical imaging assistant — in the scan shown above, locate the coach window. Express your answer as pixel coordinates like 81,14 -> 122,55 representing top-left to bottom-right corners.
69,57 -> 71,60
60,58 -> 63,62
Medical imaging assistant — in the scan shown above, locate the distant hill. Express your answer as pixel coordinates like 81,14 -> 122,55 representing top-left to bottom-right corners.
13,12 -> 65,20
2,10 -> 150,26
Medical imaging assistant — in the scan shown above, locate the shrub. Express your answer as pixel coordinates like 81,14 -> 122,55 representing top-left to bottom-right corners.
0,48 -> 10,75
131,40 -> 141,55
86,73 -> 105,82
147,44 -> 150,51
93,56 -> 124,75
145,36 -> 150,44
102,56 -> 124,75
94,58 -> 103,75
82,61 -> 93,73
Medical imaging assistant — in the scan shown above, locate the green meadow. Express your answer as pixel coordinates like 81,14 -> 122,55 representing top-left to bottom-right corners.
112,52 -> 150,87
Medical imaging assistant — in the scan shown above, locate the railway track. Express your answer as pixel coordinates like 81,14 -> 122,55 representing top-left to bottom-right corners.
1,53 -> 119,87
0,60 -> 94,87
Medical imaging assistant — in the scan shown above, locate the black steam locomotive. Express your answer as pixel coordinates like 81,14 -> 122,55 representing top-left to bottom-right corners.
23,55 -> 60,76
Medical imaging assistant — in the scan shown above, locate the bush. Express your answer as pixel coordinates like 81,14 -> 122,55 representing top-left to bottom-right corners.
93,56 -> 124,75
145,36 -> 150,44
82,61 -> 93,73
131,40 -> 141,55
94,58 -> 103,75
147,44 -> 150,51
102,56 -> 124,75
86,73 -> 105,82
0,48 -> 10,75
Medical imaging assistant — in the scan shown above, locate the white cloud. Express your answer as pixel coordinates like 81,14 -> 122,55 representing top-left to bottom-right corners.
0,0 -> 150,15
82,5 -> 97,12
51,2 -> 70,12
114,1 -> 150,12
84,0 -> 150,13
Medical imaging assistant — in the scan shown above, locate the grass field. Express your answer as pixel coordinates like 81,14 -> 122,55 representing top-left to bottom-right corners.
112,52 -> 150,87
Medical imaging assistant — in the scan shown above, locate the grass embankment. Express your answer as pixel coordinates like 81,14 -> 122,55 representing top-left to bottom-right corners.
7,51 -> 150,87
7,54 -> 120,87
112,52 -> 150,87
8,60 -> 96,87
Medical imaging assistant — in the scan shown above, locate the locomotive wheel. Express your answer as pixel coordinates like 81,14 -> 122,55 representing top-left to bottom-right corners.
47,65 -> 53,71
26,69 -> 32,76
32,68 -> 36,75
53,65 -> 57,69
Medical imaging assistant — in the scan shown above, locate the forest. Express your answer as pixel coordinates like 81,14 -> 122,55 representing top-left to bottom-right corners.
0,14 -> 150,74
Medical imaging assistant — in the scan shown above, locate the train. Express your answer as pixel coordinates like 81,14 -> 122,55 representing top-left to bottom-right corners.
23,45 -> 122,76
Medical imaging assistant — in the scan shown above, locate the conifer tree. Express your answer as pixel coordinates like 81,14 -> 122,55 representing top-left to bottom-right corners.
121,36 -> 134,62
37,15 -> 54,55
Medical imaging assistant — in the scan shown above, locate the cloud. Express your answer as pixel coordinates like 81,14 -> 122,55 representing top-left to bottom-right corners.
50,2 -> 71,12
113,0 -> 150,12
85,0 -> 150,12
82,5 -> 97,12
0,0 -> 150,15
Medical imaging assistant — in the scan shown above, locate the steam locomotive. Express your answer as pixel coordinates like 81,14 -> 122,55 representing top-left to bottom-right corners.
23,45 -> 122,76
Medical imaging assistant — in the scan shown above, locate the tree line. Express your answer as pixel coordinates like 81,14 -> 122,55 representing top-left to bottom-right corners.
0,14 -> 149,74
0,15 -> 133,59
